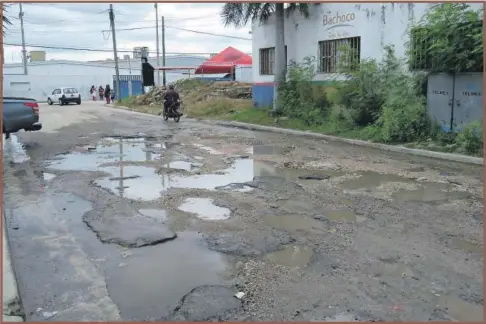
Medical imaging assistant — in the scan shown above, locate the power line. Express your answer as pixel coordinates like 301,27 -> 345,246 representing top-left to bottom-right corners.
2,42 -> 236,56
101,25 -> 251,41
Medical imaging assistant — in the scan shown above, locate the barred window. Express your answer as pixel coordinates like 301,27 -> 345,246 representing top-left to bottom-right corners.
259,46 -> 288,75
409,27 -> 431,71
318,37 -> 361,73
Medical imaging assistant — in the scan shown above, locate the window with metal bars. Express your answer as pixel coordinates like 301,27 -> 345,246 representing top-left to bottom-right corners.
318,37 -> 361,73
409,27 -> 431,71
259,46 -> 288,75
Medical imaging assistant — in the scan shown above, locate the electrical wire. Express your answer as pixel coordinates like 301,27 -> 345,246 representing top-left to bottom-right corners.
2,42 -> 242,56
100,25 -> 251,41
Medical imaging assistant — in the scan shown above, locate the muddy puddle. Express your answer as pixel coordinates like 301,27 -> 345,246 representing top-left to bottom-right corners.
392,184 -> 471,203
339,171 -> 472,203
438,294 -> 483,322
106,231 -> 233,320
178,198 -> 231,220
263,245 -> 313,267
44,138 -> 333,201
452,238 -> 483,254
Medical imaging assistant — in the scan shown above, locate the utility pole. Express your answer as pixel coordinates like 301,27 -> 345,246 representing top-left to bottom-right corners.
19,3 -> 27,75
162,16 -> 166,86
154,3 -> 160,86
109,4 -> 121,103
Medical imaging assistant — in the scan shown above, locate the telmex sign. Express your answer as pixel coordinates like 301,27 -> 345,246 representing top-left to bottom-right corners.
323,12 -> 356,25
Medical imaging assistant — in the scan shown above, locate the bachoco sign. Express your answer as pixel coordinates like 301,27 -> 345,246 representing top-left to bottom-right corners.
323,12 -> 356,26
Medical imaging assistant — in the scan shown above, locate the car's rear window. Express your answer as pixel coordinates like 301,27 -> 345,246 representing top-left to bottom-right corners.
63,88 -> 77,94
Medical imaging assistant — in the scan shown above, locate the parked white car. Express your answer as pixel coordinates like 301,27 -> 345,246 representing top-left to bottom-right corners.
47,87 -> 81,106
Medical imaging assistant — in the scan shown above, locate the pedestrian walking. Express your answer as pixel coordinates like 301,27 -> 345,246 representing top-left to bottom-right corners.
99,85 -> 104,101
90,85 -> 97,101
105,84 -> 111,104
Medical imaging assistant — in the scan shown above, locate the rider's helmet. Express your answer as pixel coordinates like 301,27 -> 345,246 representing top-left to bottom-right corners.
168,84 -> 175,90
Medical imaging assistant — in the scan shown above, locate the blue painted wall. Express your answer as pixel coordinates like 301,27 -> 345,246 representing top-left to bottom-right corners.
253,83 -> 274,108
113,75 -> 143,100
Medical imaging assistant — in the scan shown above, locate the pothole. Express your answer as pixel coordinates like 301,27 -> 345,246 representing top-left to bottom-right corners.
339,171 -> 471,203
46,136 -> 162,171
438,294 -> 483,322
263,245 -> 313,267
452,238 -> 482,253
105,232 -> 232,320
178,198 -> 231,220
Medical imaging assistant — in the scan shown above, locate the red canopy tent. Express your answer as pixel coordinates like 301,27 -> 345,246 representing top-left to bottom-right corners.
195,46 -> 252,75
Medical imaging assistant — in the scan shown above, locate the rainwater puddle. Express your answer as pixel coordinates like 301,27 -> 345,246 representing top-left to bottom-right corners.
255,162 -> 340,183
326,210 -> 358,222
438,295 -> 483,322
46,137 -> 161,171
263,214 -> 322,231
45,138 -> 341,200
340,171 -> 471,203
263,245 -> 313,267
452,239 -> 483,254
3,135 -> 30,163
94,166 -> 169,201
340,171 -> 408,190
178,198 -> 231,220
105,231 -> 232,320
393,184 -> 471,203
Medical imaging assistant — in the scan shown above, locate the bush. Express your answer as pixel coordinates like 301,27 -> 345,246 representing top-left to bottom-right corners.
456,121 -> 483,155
278,56 -> 327,125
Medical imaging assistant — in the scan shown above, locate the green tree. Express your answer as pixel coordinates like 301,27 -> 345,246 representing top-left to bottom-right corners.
408,3 -> 483,73
220,3 -> 312,113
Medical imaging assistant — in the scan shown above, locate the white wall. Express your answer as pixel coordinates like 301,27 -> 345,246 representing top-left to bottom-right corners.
251,3 -> 483,83
3,61 -> 135,101
235,65 -> 253,83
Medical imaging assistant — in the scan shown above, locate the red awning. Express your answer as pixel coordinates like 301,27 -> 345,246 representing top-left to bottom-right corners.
195,46 -> 252,74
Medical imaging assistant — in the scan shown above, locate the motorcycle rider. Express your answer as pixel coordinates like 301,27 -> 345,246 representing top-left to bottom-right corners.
163,84 -> 181,116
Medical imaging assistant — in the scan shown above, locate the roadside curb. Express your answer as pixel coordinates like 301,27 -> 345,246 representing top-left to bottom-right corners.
109,105 -> 483,166
2,220 -> 24,322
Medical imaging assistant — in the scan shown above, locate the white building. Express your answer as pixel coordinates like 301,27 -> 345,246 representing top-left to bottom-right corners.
251,3 -> 482,107
3,55 -> 207,101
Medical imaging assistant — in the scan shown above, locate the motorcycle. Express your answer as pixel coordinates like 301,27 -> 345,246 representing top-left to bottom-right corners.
160,100 -> 183,122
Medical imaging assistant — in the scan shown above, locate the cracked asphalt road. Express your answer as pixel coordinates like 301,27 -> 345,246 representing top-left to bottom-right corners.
3,102 -> 483,321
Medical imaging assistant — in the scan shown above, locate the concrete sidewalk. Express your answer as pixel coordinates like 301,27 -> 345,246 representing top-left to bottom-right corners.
3,221 -> 23,322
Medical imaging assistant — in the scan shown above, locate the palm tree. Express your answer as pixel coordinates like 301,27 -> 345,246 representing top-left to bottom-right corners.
3,5 -> 12,35
221,3 -> 311,113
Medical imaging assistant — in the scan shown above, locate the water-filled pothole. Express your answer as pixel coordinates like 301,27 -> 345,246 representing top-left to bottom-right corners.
45,139 -> 343,201
437,294 -> 483,322
46,136 -> 162,171
263,245 -> 313,267
105,231 -> 232,320
452,238 -> 482,253
340,171 -> 471,203
178,198 -> 231,220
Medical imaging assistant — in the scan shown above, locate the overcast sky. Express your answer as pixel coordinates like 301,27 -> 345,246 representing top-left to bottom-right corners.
3,3 -> 252,63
